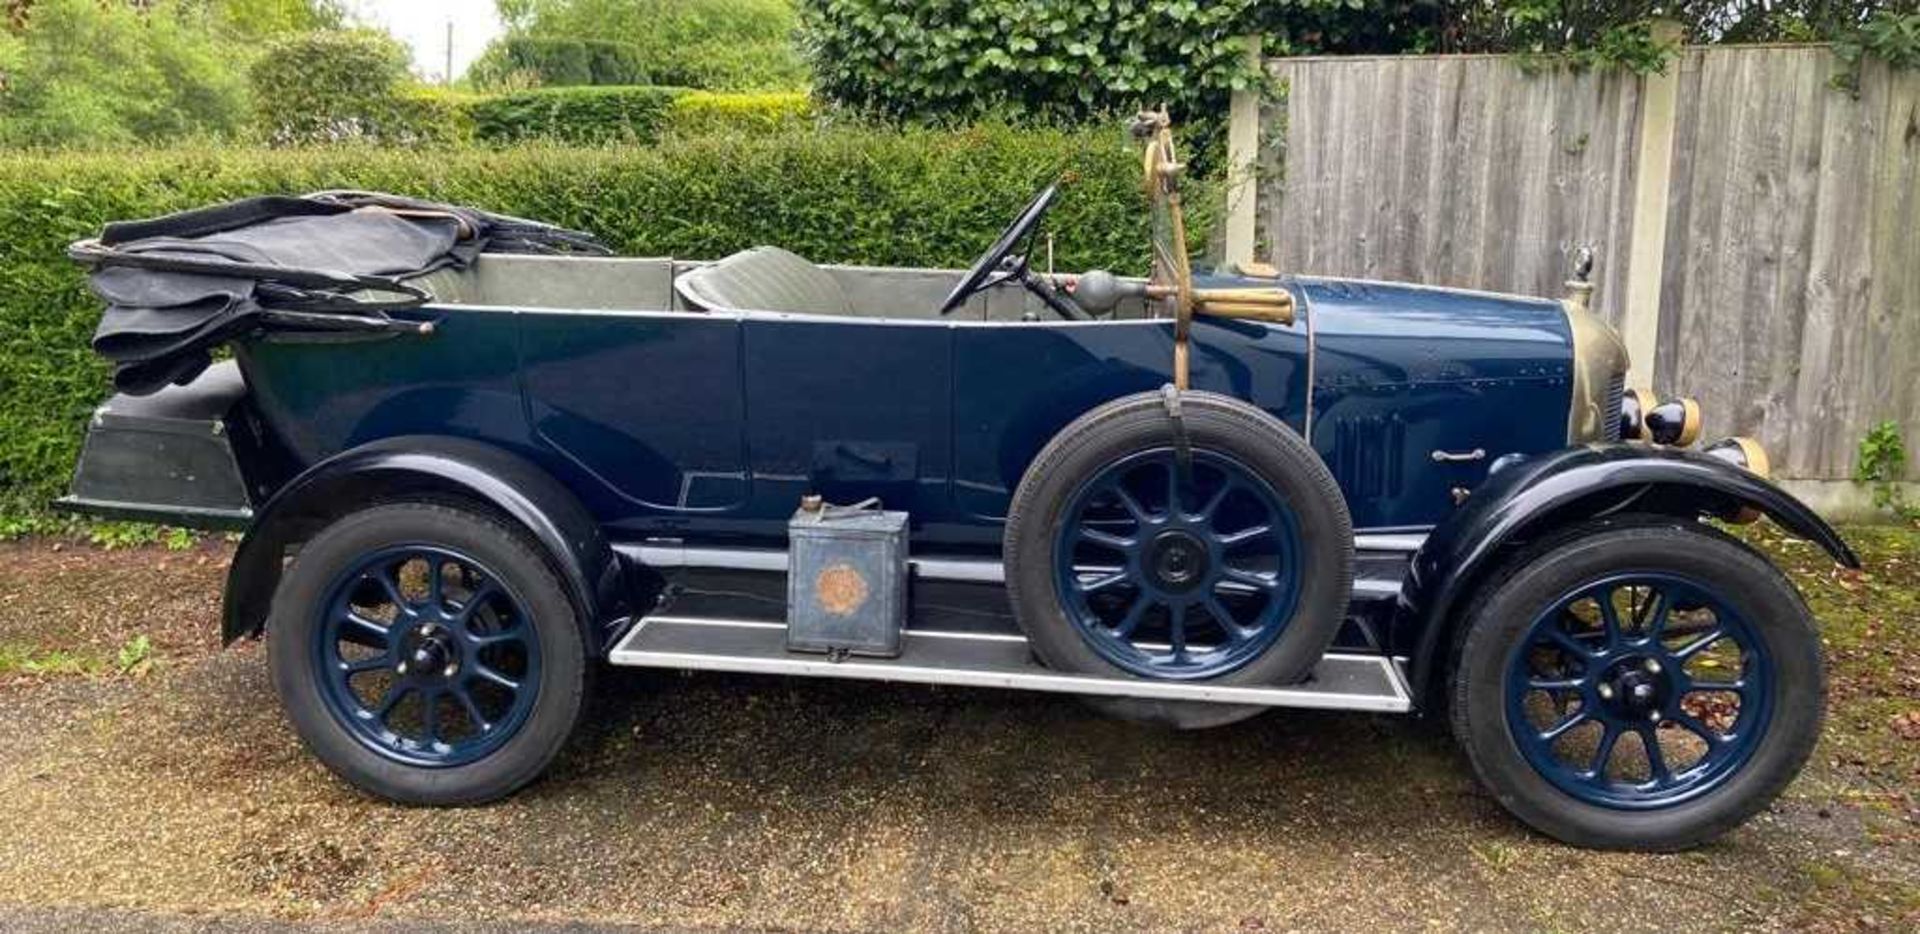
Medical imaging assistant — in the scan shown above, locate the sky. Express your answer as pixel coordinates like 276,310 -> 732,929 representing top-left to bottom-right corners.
346,0 -> 506,85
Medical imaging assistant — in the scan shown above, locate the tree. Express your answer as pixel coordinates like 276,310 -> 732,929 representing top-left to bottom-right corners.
0,0 -> 250,147
479,0 -> 807,89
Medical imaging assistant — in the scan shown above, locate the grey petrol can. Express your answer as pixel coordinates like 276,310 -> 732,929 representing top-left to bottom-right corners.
786,501 -> 909,657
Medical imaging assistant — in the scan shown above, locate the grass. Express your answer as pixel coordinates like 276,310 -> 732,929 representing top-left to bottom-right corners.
0,643 -> 104,677
0,635 -> 153,679
0,508 -> 206,550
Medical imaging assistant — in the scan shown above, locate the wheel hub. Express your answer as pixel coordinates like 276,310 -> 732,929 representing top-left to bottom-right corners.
1146,529 -> 1211,593
399,623 -> 460,680
1597,656 -> 1670,720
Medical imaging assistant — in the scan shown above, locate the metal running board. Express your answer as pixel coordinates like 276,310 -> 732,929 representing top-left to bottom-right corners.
608,616 -> 1412,713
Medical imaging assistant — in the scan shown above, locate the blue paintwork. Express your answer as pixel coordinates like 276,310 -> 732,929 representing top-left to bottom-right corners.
1297,278 -> 1574,530
1053,448 -> 1304,679
237,273 -> 1573,548
315,544 -> 543,767
1505,572 -> 1772,809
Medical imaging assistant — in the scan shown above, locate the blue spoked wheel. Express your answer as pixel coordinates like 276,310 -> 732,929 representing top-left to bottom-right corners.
1504,573 -> 1772,809
1053,448 -> 1304,680
1452,518 -> 1825,850
314,545 -> 541,767
1005,391 -> 1353,728
269,502 -> 586,805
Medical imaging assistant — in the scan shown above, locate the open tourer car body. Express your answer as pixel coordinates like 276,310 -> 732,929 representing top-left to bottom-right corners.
61,118 -> 1854,851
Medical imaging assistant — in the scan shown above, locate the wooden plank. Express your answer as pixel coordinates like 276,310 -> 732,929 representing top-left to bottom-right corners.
1890,69 -> 1920,480
1792,53 -> 1883,476
1866,60 -> 1920,480
1759,50 -> 1826,471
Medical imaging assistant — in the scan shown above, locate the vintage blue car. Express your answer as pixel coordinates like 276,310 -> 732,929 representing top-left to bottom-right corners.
61,118 -> 1855,851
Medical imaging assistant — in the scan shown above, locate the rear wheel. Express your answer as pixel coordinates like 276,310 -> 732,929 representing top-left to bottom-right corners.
267,501 -> 587,805
1450,517 -> 1823,850
1004,391 -> 1353,728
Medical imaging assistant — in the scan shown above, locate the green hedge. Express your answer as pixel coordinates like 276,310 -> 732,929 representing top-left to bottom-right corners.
250,86 -> 814,148
666,91 -> 816,136
462,87 -> 815,144
465,86 -> 684,144
0,125 -> 1182,510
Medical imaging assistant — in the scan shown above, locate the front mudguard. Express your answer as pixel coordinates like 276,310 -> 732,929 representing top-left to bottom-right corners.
1396,444 -> 1858,704
221,435 -> 630,652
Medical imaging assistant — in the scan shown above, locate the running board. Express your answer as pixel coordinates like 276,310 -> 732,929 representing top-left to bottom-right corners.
608,616 -> 1412,713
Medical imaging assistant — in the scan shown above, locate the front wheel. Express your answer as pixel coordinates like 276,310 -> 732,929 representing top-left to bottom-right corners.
1450,517 -> 1824,850
267,501 -> 588,805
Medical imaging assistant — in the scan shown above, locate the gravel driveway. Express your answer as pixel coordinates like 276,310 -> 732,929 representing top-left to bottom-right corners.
0,526 -> 1914,932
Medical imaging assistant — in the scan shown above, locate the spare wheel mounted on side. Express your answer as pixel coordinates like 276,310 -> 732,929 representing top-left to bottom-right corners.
1003,390 -> 1354,728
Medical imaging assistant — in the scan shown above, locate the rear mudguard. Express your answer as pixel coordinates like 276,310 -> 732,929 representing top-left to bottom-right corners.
1396,443 -> 1858,705
221,435 -> 630,651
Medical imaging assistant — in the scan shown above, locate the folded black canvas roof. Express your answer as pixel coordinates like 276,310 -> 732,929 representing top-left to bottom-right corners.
72,191 -> 607,395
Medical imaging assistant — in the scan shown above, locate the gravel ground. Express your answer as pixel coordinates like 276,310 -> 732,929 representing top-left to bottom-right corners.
0,524 -> 1915,932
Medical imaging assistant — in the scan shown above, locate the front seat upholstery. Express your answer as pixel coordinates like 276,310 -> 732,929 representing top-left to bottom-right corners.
674,245 -> 853,316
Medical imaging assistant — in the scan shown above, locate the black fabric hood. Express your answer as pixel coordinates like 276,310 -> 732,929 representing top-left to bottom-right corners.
73,191 -> 607,395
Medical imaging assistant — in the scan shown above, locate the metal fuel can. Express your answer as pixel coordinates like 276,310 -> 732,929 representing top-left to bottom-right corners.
786,498 -> 908,657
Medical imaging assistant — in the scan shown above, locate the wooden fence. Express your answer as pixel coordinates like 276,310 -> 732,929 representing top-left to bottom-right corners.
1226,42 -> 1920,489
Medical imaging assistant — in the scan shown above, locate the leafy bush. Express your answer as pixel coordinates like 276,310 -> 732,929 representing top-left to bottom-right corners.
248,29 -> 419,145
465,86 -> 684,144
647,36 -> 810,91
666,91 -> 815,135
467,37 -> 650,89
799,0 -> 1269,121
0,0 -> 250,147
0,124 -> 1171,509
490,0 -> 807,90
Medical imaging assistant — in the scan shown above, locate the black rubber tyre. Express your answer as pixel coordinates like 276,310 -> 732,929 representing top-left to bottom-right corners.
1450,516 -> 1824,850
1004,390 -> 1353,729
267,501 -> 588,805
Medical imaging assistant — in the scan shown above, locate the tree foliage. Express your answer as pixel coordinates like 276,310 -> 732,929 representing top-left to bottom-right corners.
0,0 -> 250,147
482,0 -> 806,90
0,0 -> 350,147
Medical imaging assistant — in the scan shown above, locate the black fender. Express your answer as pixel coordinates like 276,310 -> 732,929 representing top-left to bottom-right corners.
1397,443 -> 1858,704
221,435 -> 630,651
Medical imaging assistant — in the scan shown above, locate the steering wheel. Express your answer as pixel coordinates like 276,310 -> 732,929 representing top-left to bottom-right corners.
937,184 -> 1085,320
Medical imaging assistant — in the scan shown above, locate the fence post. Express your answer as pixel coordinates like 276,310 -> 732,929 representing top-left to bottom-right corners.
1223,34 -> 1264,271
1619,20 -> 1686,386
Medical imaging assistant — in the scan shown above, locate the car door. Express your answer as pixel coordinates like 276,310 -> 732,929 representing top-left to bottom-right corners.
737,314 -> 954,536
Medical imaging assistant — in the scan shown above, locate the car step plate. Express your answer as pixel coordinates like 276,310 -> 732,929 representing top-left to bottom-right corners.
608,616 -> 1412,712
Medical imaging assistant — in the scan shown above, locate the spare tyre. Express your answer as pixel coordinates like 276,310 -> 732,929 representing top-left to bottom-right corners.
1003,390 -> 1353,728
